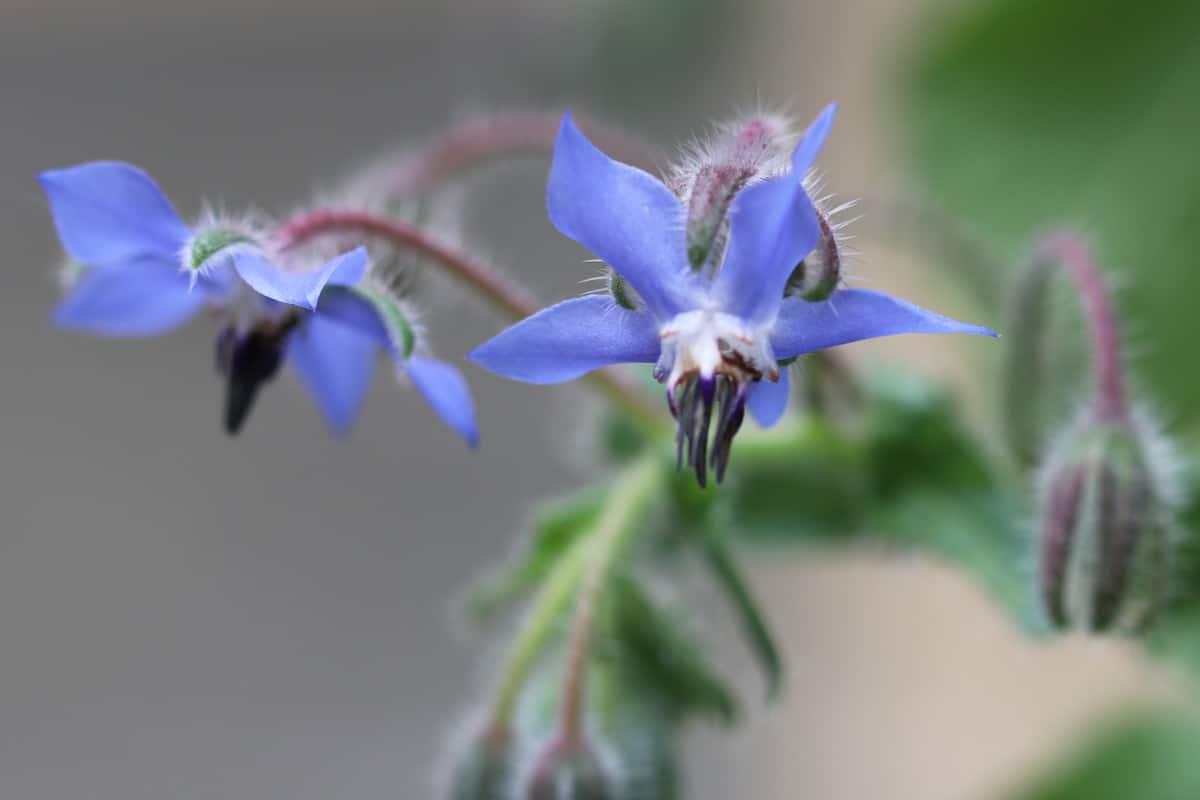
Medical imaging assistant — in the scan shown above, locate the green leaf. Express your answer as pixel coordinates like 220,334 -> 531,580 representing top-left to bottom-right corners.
902,0 -> 1200,424
464,487 -> 607,622
723,416 -> 869,542
606,574 -> 739,726
700,530 -> 783,701
1012,711 -> 1200,800
860,371 -> 992,501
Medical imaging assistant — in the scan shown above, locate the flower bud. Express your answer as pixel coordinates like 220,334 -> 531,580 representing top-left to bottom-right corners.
1038,416 -> 1169,632
785,206 -> 841,302
673,114 -> 791,275
448,726 -> 513,800
523,735 -> 611,800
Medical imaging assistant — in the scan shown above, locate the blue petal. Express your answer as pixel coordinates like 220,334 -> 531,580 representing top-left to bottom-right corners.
548,113 -> 692,319
314,287 -> 391,351
287,314 -> 379,433
53,259 -> 208,337
769,289 -> 997,359
713,107 -> 837,324
790,103 -> 837,177
746,369 -> 791,428
407,355 -> 479,447
233,247 -> 368,311
39,162 -> 191,268
469,295 -> 661,384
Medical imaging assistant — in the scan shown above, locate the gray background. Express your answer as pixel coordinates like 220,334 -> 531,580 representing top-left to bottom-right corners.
0,1 -> 1176,798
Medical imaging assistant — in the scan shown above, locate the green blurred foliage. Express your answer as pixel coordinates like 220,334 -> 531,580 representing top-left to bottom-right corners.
902,0 -> 1200,427
604,574 -> 739,725
1009,713 -> 1200,800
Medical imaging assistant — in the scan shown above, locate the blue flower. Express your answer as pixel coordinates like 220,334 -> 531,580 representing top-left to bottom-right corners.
40,161 -> 478,445
470,106 -> 995,483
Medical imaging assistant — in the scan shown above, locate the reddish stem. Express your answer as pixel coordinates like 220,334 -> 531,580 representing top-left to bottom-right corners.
555,574 -> 597,748
1036,232 -> 1128,422
276,209 -> 666,430
380,111 -> 659,198
277,209 -> 537,321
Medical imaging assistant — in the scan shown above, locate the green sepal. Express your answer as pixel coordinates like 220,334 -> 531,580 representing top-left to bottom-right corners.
348,283 -> 416,358
188,229 -> 253,270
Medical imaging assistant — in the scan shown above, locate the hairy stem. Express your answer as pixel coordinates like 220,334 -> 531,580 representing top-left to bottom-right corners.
374,111 -> 659,199
486,455 -> 663,740
276,209 -> 665,430
1035,232 -> 1128,423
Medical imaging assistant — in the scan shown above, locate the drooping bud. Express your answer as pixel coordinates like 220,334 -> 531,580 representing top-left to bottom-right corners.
523,735 -> 611,800
1038,416 -> 1169,632
447,725 -> 514,800
215,315 -> 299,434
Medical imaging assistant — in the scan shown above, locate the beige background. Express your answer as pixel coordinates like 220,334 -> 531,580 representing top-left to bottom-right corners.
0,1 -> 1180,798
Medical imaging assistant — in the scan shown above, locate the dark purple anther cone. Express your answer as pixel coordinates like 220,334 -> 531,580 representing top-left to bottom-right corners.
215,318 -> 298,435
670,374 -> 747,487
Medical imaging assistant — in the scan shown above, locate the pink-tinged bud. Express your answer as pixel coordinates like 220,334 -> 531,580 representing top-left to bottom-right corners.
785,205 -> 842,301
523,735 -> 610,800
673,114 -> 793,274
448,726 -> 513,800
1038,417 -> 1170,632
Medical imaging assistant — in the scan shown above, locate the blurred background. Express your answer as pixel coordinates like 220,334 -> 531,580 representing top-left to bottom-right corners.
2,0 -> 1196,797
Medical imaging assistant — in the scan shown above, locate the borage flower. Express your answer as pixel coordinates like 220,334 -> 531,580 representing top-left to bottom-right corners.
40,162 -> 477,444
470,106 -> 994,484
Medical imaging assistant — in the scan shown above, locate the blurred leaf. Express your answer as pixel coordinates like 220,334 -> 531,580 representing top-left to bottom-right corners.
861,371 -> 992,499
1011,712 -> 1200,800
700,530 -> 783,700
903,0 -> 1200,424
606,574 -> 739,726
869,487 -> 1039,632
724,417 -> 869,542
465,487 -> 607,622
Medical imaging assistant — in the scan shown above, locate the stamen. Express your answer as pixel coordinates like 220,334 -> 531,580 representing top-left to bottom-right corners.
668,374 -> 747,486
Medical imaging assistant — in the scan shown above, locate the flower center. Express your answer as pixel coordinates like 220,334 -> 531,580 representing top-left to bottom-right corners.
654,310 -> 778,486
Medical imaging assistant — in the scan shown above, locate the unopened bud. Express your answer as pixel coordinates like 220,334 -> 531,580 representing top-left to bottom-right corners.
1038,416 -> 1169,632
785,207 -> 841,302
448,726 -> 513,800
523,735 -> 610,800
675,115 -> 791,275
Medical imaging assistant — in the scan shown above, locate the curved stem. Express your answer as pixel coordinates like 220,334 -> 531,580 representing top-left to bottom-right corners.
1005,231 -> 1130,465
1034,232 -> 1128,423
375,111 -> 659,199
278,209 -> 536,319
276,209 -> 665,430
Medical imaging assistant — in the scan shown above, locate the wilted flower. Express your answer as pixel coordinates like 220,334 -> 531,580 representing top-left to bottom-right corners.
40,161 -> 477,443
470,106 -> 993,484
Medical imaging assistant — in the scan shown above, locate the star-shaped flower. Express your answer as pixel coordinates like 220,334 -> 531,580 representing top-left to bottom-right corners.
40,161 -> 477,443
470,106 -> 994,483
